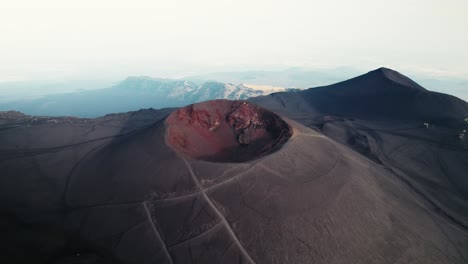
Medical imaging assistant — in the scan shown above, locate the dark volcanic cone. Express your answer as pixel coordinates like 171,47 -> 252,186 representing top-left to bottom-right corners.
251,67 -> 468,125
166,99 -> 293,162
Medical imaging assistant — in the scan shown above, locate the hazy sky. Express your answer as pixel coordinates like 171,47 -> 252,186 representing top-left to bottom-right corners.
1,0 -> 467,81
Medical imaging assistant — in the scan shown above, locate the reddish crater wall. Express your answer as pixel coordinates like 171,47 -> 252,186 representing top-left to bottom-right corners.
165,100 -> 293,162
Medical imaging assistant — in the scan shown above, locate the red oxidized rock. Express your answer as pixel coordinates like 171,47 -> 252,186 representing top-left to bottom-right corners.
165,100 -> 292,162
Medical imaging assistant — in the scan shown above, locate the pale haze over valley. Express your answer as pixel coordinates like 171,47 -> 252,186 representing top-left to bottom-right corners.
1,0 -> 467,102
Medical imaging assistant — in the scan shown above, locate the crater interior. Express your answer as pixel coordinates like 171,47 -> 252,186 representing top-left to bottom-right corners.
166,100 -> 293,162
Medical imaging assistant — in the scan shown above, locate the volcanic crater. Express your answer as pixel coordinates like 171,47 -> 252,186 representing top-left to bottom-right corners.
165,99 -> 293,162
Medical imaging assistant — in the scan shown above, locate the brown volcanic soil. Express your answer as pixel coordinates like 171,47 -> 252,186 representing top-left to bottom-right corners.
166,100 -> 292,162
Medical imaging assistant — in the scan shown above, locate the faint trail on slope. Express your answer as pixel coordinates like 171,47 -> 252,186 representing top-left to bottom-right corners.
0,133 -> 125,160
0,119 -> 164,161
314,125 -> 468,234
63,138 -> 114,207
66,161 -> 261,209
182,157 -> 256,264
143,201 -> 174,264
168,222 -> 223,249
204,164 -> 260,192
380,155 -> 468,232
71,133 -> 335,209
295,132 -> 324,138
257,164 -> 291,182
151,161 -> 262,204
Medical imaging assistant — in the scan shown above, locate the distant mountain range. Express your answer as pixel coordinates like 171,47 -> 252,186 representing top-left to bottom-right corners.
0,77 -> 295,117
185,67 -> 362,88
1,67 -> 466,118
187,68 -> 468,103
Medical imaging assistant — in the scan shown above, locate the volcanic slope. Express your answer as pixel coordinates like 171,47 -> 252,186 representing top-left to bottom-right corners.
251,67 -> 468,123
251,67 -> 468,239
1,96 -> 468,263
